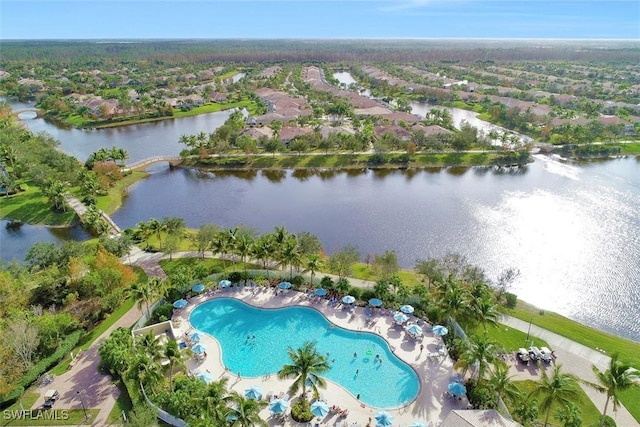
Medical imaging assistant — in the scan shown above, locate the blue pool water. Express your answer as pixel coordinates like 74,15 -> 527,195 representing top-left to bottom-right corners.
190,298 -> 420,408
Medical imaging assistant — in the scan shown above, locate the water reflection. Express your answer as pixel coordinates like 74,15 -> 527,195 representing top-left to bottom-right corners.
261,170 -> 286,183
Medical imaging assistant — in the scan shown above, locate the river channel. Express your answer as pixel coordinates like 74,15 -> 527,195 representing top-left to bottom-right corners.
2,97 -> 640,343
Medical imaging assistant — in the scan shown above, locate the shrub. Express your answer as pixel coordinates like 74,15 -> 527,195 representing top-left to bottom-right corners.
320,276 -> 334,289
504,292 -> 517,308
1,330 -> 83,407
465,379 -> 497,409
590,416 -> 616,427
149,303 -> 174,324
228,271 -> 243,283
291,275 -> 305,287
290,398 -> 313,423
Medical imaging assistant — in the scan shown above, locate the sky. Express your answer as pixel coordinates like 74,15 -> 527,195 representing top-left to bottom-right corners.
1,0 -> 639,40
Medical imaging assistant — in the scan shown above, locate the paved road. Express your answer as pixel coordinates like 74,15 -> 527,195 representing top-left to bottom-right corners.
501,315 -> 638,426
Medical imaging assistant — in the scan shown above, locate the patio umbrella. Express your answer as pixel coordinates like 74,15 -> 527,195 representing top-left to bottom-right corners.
192,283 -> 205,293
196,371 -> 213,383
269,398 -> 289,414
279,281 -> 292,289
342,295 -> 355,304
173,299 -> 188,309
244,385 -> 263,400
410,422 -> 428,427
192,343 -> 207,354
432,325 -> 448,336
219,279 -> 231,288
310,401 -> 330,418
226,405 -> 239,421
375,411 -> 394,426
406,324 -> 423,336
369,298 -> 383,307
400,304 -> 414,314
393,312 -> 409,324
448,382 -> 467,396
189,332 -> 201,342
314,288 -> 328,296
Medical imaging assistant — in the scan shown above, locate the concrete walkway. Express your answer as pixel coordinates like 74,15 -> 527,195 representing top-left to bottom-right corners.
30,303 -> 143,426
501,315 -> 638,427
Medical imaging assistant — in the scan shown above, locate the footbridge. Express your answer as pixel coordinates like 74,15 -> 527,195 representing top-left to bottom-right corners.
64,193 -> 122,237
125,155 -> 183,171
12,108 -> 44,118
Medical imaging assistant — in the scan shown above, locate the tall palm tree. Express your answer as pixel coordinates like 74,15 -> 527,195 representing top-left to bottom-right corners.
235,234 -> 254,280
251,236 -> 275,276
471,295 -> 500,331
303,254 -> 322,287
585,353 -> 640,427
128,352 -> 163,394
147,217 -> 165,250
204,378 -> 231,424
529,364 -> 580,427
137,331 -> 163,362
277,341 -> 331,400
227,392 -> 268,427
211,231 -> 230,273
163,340 -> 185,392
131,279 -> 154,319
279,238 -> 301,278
455,334 -> 500,383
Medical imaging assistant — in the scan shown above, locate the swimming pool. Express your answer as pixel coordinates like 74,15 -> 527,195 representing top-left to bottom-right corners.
189,298 -> 420,408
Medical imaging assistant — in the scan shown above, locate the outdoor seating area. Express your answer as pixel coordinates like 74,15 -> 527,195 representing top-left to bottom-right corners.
168,286 -> 461,427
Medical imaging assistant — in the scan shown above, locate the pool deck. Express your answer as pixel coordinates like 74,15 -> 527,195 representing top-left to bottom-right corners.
172,287 -> 470,426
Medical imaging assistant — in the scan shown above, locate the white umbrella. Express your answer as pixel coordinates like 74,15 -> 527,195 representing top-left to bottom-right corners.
342,295 -> 355,304
310,401 -> 329,417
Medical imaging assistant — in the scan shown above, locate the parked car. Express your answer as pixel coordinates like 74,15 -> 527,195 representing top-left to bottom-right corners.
43,389 -> 59,409
516,348 -> 530,364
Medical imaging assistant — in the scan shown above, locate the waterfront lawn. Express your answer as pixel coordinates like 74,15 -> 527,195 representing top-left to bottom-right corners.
620,142 -> 640,154
507,300 -> 640,422
480,323 -> 549,352
95,171 -> 148,215
513,380 -> 601,427
349,263 -> 422,286
172,100 -> 256,118
0,185 -> 76,225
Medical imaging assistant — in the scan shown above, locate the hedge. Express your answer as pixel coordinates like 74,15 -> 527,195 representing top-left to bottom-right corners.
0,329 -> 83,407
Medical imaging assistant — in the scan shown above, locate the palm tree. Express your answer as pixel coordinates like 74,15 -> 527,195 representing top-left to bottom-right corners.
303,254 -> 322,287
471,295 -> 500,330
488,361 -> 521,404
147,217 -> 165,250
227,392 -> 268,427
279,238 -> 301,278
252,236 -> 275,276
235,234 -> 254,281
164,340 -> 185,392
131,279 -> 154,319
136,331 -> 163,362
204,378 -> 231,424
529,364 -> 580,427
277,341 -> 331,400
128,352 -> 163,394
45,180 -> 69,212
455,334 -> 500,383
585,353 -> 640,427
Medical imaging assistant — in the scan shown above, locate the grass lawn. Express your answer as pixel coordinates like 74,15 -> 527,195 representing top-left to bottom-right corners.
0,185 -> 76,225
95,171 -> 148,215
513,380 -> 602,427
159,257 -> 261,277
348,263 -> 422,286
105,381 -> 132,425
1,392 -> 98,426
477,323 -> 549,353
507,300 -> 640,423
619,142 -> 640,154
172,100 -> 255,118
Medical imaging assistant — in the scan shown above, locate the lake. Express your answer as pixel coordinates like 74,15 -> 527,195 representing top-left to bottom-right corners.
4,98 -> 640,343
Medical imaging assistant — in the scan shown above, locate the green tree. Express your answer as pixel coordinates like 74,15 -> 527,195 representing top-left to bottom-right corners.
584,353 -> 640,427
455,334 -> 500,384
529,364 -> 580,427
128,352 -> 163,394
45,180 -> 69,212
277,341 -> 331,400
327,245 -> 360,279
99,327 -> 133,376
227,392 -> 268,427
303,254 -> 323,287
164,340 -> 186,392
487,362 -> 520,404
373,250 -> 399,280
194,224 -> 219,258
